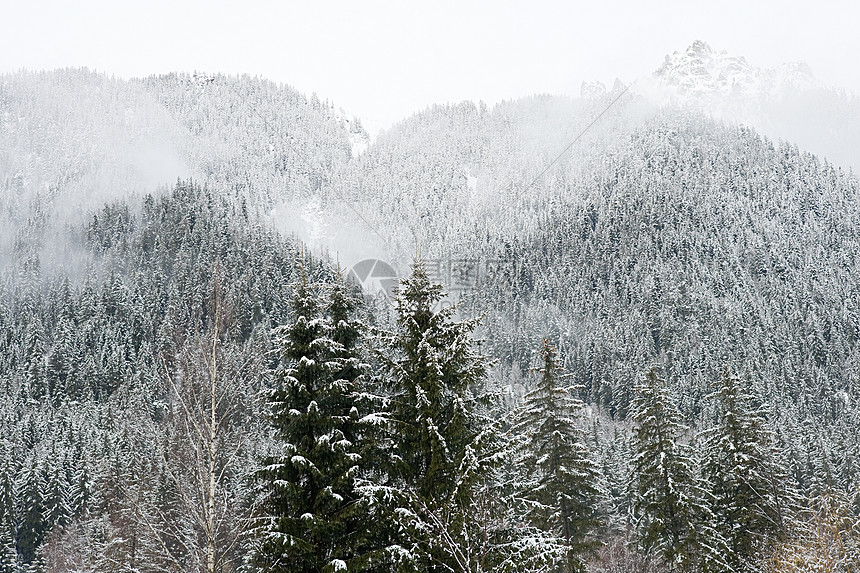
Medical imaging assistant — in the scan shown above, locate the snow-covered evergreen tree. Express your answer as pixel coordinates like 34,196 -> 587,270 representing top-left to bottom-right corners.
13,458 -> 46,569
701,368 -> 793,572
257,261 -> 372,573
370,261 -> 505,572
631,368 -> 726,572
0,451 -> 16,573
321,277 -> 388,572
511,339 -> 601,572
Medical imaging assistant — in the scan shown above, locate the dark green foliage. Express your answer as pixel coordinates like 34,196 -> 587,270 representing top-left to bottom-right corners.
702,368 -> 793,572
631,368 -> 725,572
373,262 -> 497,572
384,263 -> 487,503
0,529 -> 15,573
257,267 -> 373,573
14,459 -> 46,566
512,340 -> 601,572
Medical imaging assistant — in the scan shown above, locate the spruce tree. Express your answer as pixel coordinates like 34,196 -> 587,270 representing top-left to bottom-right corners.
701,368 -> 792,572
375,261 -> 495,572
631,368 -> 724,572
257,263 -> 370,573
14,458 -> 46,567
0,454 -> 16,573
511,339 -> 601,573
324,278 -> 385,571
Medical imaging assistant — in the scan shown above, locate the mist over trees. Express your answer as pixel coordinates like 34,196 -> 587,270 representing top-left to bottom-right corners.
1,64 -> 860,572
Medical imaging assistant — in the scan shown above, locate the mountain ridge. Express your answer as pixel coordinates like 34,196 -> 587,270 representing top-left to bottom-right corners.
655,40 -> 821,99
635,40 -> 860,173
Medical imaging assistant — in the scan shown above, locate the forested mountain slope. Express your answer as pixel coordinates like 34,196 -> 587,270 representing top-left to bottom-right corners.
0,69 -> 363,260
140,73 -> 365,209
0,182 -> 334,570
328,90 -> 653,262
330,99 -> 860,498
2,57 -> 860,571
334,96 -> 858,424
478,114 -> 859,403
0,69 -> 187,228
468,114 -> 860,494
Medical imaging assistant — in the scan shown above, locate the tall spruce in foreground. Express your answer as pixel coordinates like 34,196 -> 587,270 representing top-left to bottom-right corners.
631,368 -> 726,573
701,368 -> 793,573
257,263 -> 371,573
324,277 -> 389,572
511,339 -> 601,573
373,262 -> 500,572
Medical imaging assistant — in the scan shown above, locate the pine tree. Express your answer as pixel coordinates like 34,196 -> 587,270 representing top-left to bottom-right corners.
511,339 -> 601,572
257,262 -> 370,573
0,529 -> 14,573
0,451 -> 17,573
701,368 -> 792,572
371,261 -> 505,572
42,455 -> 71,532
384,263 -> 487,500
631,367 -> 724,572
14,458 -> 46,567
22,318 -> 45,401
321,278 -> 383,571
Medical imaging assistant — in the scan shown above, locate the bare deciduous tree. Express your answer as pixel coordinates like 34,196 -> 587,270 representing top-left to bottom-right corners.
121,281 -> 267,573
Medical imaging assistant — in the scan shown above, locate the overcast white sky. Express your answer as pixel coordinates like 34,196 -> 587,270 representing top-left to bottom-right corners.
2,0 -> 857,134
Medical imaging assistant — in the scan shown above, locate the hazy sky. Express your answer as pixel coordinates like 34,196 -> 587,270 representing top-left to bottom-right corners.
3,0 -> 857,134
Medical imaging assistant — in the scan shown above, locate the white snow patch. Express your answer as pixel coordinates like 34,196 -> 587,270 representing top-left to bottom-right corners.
333,106 -> 371,157
466,174 -> 478,191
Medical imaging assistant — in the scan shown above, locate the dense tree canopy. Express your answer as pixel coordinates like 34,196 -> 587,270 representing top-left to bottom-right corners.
1,69 -> 860,573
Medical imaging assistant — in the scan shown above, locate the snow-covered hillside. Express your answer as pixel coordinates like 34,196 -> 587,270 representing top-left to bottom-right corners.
2,42 -> 860,573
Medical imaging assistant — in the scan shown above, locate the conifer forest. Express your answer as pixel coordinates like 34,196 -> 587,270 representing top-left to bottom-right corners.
2,43 -> 860,572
